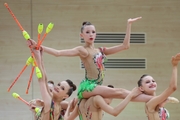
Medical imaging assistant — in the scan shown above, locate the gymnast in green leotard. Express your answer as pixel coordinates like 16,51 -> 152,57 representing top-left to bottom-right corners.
28,17 -> 154,102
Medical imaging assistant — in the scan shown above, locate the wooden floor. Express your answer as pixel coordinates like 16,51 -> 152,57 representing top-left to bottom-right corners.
0,0 -> 180,120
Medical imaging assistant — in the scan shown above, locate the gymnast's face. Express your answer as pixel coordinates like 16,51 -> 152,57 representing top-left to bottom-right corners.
139,75 -> 157,95
80,25 -> 96,44
52,81 -> 70,100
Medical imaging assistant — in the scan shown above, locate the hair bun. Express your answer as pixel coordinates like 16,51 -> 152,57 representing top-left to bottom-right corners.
82,21 -> 92,26
66,79 -> 77,91
107,85 -> 114,88
72,84 -> 77,91
82,22 -> 87,26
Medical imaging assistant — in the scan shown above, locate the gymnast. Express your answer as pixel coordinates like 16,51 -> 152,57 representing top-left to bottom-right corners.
137,53 -> 180,120
31,48 -> 76,120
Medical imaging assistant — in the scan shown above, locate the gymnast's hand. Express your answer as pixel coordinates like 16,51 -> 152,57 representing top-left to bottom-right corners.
26,39 -> 37,48
29,100 -> 37,113
29,99 -> 44,107
128,17 -> 142,24
68,98 -> 77,112
130,87 -> 142,98
171,53 -> 180,66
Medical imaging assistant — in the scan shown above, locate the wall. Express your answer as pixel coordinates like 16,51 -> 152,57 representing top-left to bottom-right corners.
0,0 -> 180,119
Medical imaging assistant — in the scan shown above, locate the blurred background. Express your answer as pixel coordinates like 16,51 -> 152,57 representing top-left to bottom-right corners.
0,0 -> 180,119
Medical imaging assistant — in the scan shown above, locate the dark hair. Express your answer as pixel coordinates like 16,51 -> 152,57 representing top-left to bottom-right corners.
107,85 -> 114,88
66,79 -> 77,97
81,21 -> 92,33
48,80 -> 54,85
137,74 -> 149,87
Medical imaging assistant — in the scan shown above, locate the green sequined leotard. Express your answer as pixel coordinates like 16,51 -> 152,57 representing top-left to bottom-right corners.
77,47 -> 107,99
